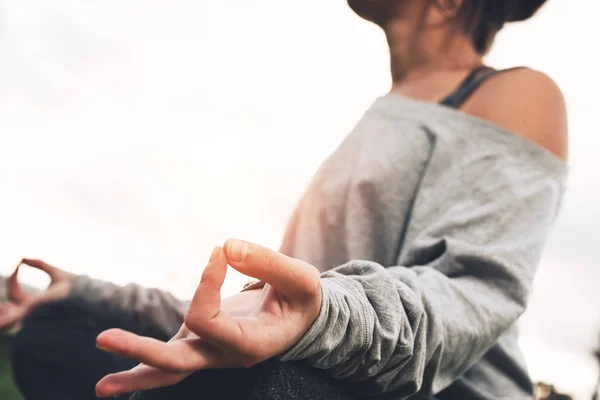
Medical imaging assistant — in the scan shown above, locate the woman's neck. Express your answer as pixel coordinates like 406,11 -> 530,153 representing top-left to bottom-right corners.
386,27 -> 484,102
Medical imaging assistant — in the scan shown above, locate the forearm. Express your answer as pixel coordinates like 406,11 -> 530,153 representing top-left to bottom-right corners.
70,275 -> 188,337
280,260 -> 526,397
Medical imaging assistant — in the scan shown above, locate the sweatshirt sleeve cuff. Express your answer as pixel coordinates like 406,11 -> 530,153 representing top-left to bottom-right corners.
279,279 -> 331,361
280,276 -> 372,363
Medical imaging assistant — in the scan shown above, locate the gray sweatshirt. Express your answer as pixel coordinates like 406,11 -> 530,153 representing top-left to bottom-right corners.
70,94 -> 567,399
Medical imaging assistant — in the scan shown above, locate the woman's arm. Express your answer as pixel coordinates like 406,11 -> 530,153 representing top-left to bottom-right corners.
279,157 -> 563,395
70,276 -> 189,338
2,260 -> 188,337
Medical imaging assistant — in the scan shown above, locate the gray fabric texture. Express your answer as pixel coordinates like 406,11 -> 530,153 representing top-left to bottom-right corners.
70,94 -> 567,399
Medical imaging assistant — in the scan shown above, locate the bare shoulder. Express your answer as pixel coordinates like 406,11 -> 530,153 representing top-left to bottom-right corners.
463,68 -> 569,160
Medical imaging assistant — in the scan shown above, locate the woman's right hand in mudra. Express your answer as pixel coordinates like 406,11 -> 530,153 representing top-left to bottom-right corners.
0,259 -> 75,330
94,241 -> 323,398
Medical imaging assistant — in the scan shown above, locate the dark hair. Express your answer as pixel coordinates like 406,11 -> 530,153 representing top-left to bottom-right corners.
438,0 -> 549,54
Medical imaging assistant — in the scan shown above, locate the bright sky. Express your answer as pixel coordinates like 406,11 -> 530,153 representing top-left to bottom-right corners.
0,0 -> 598,398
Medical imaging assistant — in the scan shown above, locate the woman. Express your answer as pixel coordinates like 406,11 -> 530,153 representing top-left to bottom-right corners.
2,0 -> 567,399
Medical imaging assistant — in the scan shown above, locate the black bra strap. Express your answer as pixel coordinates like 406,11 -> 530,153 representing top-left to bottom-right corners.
440,66 -> 495,109
440,66 -> 525,109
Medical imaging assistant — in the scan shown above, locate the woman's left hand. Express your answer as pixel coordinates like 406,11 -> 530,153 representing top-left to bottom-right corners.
94,240 -> 322,398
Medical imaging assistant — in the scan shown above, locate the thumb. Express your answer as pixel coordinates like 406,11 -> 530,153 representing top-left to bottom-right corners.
223,239 -> 320,299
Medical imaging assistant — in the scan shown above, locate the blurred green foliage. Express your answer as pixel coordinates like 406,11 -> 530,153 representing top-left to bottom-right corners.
0,334 -> 23,400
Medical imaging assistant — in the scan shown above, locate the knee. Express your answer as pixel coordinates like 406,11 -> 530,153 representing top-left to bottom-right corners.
19,298 -> 91,332
130,360 -> 330,400
10,300 -> 74,379
11,299 -> 108,380
11,299 -> 142,398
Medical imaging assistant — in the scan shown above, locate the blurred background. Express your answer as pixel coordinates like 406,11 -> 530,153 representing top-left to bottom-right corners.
0,0 -> 598,398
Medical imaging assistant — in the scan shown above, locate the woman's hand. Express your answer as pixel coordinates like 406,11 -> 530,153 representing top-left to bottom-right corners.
0,259 -> 75,330
94,240 -> 322,398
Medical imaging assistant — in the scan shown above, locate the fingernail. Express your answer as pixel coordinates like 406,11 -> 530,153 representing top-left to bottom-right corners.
227,239 -> 248,262
96,343 -> 110,352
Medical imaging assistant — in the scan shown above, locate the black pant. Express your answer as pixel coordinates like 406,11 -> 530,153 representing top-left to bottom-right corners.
11,299 -> 355,400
